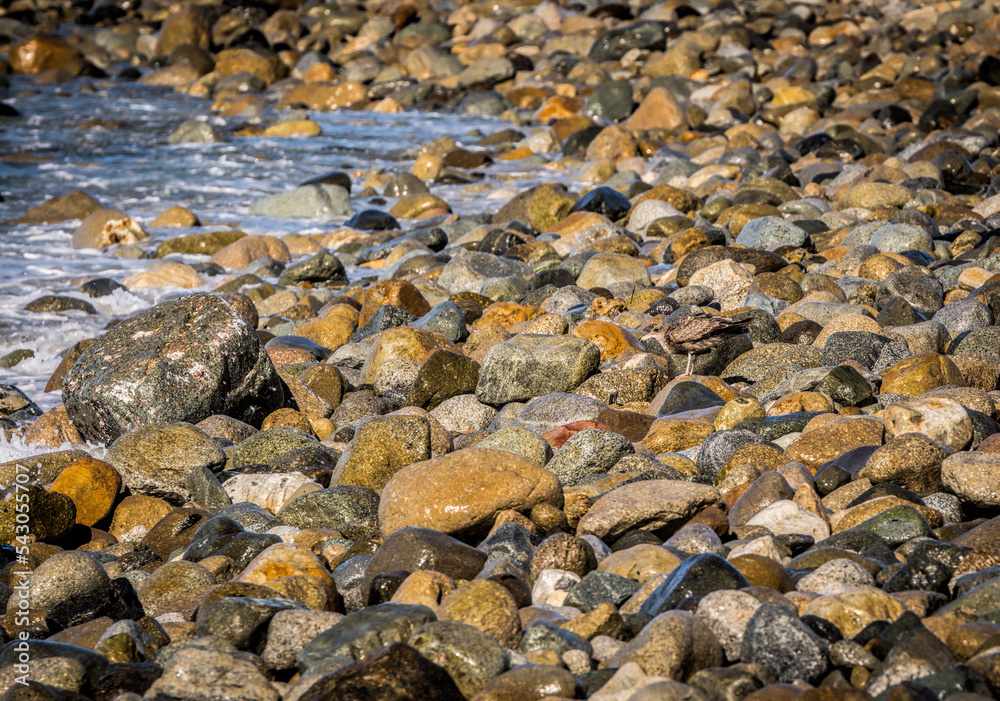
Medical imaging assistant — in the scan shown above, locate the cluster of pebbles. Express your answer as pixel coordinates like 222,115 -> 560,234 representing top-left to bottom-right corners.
6,0 -> 1000,699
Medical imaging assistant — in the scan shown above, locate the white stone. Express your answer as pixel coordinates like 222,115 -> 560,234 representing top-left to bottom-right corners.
531,568 -> 581,606
688,259 -> 754,296
727,535 -> 784,563
796,558 -> 874,594
224,473 -> 322,514
745,500 -> 830,542
627,199 -> 682,234
884,397 -> 972,452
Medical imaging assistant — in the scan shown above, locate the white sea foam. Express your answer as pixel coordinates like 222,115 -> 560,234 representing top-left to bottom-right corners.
0,432 -> 105,465
0,76 -> 551,422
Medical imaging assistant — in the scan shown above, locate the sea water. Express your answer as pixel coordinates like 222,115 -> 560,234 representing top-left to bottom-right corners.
0,76 -> 552,419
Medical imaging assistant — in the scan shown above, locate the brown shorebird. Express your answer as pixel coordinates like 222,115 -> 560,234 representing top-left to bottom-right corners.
642,311 -> 751,376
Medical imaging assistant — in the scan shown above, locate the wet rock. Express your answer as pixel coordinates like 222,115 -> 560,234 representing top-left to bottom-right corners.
344,209 -> 399,231
298,602 -> 436,670
277,251 -> 347,288
570,186 -> 632,221
942,452 -> 1000,509
105,422 -> 225,505
196,596 -> 301,652
25,295 -> 97,314
480,664 -> 579,698
741,602 -> 830,684
476,335 -> 600,405
0,485 -> 76,543
640,553 -> 750,616
590,21 -> 667,62
578,480 -> 722,542
211,235 -> 290,270
63,293 -> 282,444
333,415 -> 430,492
859,433 -> 951,497
169,119 -> 221,144
379,449 -> 563,538
156,229 -> 245,257
297,642 -> 463,701
144,639 -> 279,700
408,620 -> 505,697
18,190 -> 102,225
545,428 -> 633,486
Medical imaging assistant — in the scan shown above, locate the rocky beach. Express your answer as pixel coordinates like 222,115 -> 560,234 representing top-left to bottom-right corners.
4,0 -> 1000,698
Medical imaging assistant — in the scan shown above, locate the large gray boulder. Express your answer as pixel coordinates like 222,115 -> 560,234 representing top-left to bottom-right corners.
63,293 -> 283,444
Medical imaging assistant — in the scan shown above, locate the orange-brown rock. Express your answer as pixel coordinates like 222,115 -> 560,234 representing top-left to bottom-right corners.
18,190 -> 102,225
598,544 -> 682,584
9,36 -> 82,74
389,194 -> 452,219
277,81 -> 367,110
358,280 -> 431,326
541,420 -> 612,450
534,95 -> 583,122
437,579 -> 521,648
803,587 -> 905,638
784,416 -> 884,470
729,554 -> 796,592
767,392 -> 835,415
880,352 -> 966,397
722,443 -> 788,475
391,570 -> 456,609
378,449 -> 563,537
22,405 -> 83,448
210,234 -> 291,269
109,495 -> 174,538
585,126 -> 638,162
214,48 -> 287,86
360,326 -> 455,384
626,87 -> 687,131
50,458 -> 122,527
123,262 -> 202,290
464,328 -> 512,365
156,5 -> 212,56
572,320 -> 645,361
294,315 -> 355,352
641,418 -> 715,454
262,120 -> 322,137
630,184 -> 700,217
235,542 -> 336,600
829,496 -> 943,533
474,303 -> 541,330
